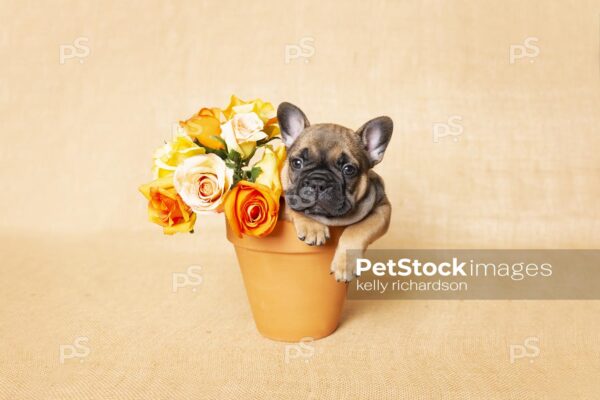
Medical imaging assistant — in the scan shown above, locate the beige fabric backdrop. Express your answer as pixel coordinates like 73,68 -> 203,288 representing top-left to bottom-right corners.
1,0 -> 599,398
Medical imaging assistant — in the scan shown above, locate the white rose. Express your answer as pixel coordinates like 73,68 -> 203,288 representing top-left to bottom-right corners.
221,112 -> 268,157
173,153 -> 234,214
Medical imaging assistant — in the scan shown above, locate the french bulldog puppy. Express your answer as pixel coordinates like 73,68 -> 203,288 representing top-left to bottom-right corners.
277,102 -> 392,282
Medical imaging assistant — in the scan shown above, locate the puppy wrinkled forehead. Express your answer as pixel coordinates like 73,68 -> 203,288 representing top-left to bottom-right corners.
290,123 -> 366,165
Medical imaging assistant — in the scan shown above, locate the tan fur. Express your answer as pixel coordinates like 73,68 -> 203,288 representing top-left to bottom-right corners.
354,174 -> 369,204
281,123 -> 391,281
285,123 -> 370,208
330,199 -> 391,281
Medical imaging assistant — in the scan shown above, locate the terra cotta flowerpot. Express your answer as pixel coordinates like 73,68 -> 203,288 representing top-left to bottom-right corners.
226,220 -> 347,342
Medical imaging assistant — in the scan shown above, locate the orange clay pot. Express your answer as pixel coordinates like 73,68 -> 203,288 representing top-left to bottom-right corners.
226,220 -> 347,342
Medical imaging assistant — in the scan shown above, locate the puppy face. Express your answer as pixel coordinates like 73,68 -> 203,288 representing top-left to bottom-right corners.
277,102 -> 393,221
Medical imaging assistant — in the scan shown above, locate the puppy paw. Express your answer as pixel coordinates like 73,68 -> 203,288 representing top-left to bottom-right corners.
294,219 -> 330,246
330,250 -> 354,282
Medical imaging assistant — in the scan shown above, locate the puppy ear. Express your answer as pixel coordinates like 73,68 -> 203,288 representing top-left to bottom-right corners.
356,116 -> 393,166
277,102 -> 310,147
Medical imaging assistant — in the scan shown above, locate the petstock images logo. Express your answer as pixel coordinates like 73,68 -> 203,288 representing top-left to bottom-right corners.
347,250 -> 600,300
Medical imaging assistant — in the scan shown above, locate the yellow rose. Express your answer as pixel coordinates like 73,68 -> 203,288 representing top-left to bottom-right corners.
139,176 -> 196,234
273,144 -> 287,167
173,153 -> 234,214
253,146 -> 286,197
223,95 -> 276,124
223,181 -> 280,238
152,132 -> 205,178
220,112 -> 267,158
179,108 -> 225,150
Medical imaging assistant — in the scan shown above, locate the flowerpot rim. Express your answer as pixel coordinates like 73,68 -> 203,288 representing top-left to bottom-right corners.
226,219 -> 343,254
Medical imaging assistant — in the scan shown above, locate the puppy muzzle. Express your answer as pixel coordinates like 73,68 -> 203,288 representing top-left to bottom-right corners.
285,171 -> 352,217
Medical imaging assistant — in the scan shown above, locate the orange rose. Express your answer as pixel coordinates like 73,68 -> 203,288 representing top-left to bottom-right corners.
179,108 -> 225,150
224,181 -> 280,238
139,176 -> 196,234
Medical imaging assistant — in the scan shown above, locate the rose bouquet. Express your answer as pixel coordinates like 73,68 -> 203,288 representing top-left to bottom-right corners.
139,96 -> 286,237
140,96 -> 349,342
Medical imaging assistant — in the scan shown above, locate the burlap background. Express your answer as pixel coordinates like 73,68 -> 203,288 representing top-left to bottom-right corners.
1,0 -> 599,398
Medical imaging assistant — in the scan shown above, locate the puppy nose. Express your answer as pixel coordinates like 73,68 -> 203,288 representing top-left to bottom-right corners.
303,178 -> 329,194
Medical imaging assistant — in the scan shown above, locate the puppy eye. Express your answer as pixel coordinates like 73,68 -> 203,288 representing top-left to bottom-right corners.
342,164 -> 357,176
291,158 -> 303,169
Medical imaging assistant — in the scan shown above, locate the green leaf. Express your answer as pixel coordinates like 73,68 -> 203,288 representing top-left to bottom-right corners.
225,159 -> 237,168
228,150 -> 242,164
249,166 -> 262,182
204,147 -> 228,160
